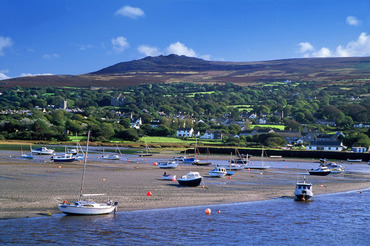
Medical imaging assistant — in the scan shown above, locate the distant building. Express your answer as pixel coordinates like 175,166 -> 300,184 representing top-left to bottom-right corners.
306,141 -> 346,152
111,94 -> 125,107
176,127 -> 194,137
200,130 -> 223,140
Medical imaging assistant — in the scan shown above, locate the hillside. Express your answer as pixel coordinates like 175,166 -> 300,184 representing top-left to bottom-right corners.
2,55 -> 370,89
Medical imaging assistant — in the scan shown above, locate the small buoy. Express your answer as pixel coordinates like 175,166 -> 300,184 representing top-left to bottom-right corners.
227,176 -> 231,179
172,177 -> 176,181
58,165 -> 61,168
360,191 -> 363,194
201,185 -> 205,188
144,159 -> 146,161
100,179 -> 105,181
47,212 -> 52,216
320,185 -> 324,188
205,208 -> 211,215
147,191 -> 152,196
218,210 -> 221,213
128,160 -> 130,162
63,200 -> 67,204
247,168 -> 250,172
153,162 -> 158,166
285,166 -> 287,168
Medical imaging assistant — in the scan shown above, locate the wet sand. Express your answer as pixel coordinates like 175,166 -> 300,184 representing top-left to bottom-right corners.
0,151 -> 369,219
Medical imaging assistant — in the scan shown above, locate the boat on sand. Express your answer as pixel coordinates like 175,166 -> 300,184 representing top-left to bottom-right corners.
294,177 -> 313,201
177,172 -> 202,187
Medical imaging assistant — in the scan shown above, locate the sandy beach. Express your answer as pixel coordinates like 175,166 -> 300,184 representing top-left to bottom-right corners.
0,151 -> 369,220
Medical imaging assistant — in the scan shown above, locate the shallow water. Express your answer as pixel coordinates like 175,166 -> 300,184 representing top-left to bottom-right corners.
0,189 -> 369,245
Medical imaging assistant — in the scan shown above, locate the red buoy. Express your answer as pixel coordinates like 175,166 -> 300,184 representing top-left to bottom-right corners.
205,208 -> 211,215
147,191 -> 152,196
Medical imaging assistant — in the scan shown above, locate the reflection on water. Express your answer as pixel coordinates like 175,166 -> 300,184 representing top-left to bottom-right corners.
0,189 -> 369,245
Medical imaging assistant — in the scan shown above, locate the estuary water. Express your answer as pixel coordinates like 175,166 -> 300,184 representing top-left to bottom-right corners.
0,189 -> 369,245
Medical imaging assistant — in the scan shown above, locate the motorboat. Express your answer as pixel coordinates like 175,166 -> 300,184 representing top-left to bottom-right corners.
320,162 -> 344,174
158,161 -> 178,169
208,166 -> 227,178
162,172 -> 176,180
32,147 -> 54,155
21,145 -> 34,159
309,166 -> 331,176
51,153 -> 76,162
193,160 -> 212,166
294,178 -> 313,201
183,157 -> 198,164
172,156 -> 186,161
58,194 -> 118,215
101,154 -> 121,160
221,163 -> 243,171
57,131 -> 118,215
177,172 -> 203,186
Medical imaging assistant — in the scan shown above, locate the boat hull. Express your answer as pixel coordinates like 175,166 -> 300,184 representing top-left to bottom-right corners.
193,161 -> 212,166
309,171 -> 331,176
58,203 -> 116,215
177,177 -> 202,187
294,194 -> 312,201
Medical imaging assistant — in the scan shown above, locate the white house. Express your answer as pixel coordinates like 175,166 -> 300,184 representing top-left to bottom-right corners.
200,130 -> 223,140
306,141 -> 346,152
176,127 -> 194,137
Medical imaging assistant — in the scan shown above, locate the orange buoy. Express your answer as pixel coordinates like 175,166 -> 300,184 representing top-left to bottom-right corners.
218,210 -> 221,213
63,200 -> 67,204
205,208 -> 211,215
227,176 -> 231,179
201,185 -> 205,188
147,191 -> 152,196
320,185 -> 324,188
58,165 -> 61,168
153,162 -> 158,166
360,191 -> 363,194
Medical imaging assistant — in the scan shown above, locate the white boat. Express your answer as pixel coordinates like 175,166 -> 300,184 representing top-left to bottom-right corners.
58,131 -> 118,215
138,140 -> 153,157
244,148 -> 270,169
158,161 -> 178,169
208,166 -> 227,178
172,156 -> 186,161
101,154 -> 121,160
320,162 -> 344,174
294,178 -> 313,201
21,145 -> 34,159
51,153 -> 76,162
177,172 -> 203,186
347,158 -> 362,162
32,147 -> 54,155
309,166 -> 331,176
162,172 -> 176,180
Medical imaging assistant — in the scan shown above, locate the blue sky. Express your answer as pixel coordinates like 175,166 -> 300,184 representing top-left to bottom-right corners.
1,0 -> 370,80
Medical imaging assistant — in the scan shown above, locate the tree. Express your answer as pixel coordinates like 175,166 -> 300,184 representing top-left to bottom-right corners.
116,129 -> 139,141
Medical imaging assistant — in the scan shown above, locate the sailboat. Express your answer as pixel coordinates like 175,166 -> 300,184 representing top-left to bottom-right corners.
138,140 -> 153,157
244,147 -> 270,169
21,144 -> 34,159
101,144 -> 122,160
58,131 -> 118,215
193,143 -> 212,166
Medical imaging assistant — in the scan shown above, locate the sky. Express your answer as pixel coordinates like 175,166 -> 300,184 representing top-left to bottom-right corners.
1,0 -> 370,80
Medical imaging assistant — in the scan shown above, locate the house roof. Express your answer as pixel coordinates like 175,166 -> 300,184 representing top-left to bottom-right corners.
308,141 -> 344,147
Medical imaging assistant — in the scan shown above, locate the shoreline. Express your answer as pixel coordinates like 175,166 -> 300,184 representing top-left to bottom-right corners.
1,151 -> 369,220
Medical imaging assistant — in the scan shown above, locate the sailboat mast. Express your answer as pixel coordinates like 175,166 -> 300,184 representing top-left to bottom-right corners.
79,131 -> 90,200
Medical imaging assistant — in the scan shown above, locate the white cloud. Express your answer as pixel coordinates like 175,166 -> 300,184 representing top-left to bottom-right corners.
43,53 -> 59,59
111,36 -> 129,53
298,42 -> 314,53
138,45 -> 161,56
346,16 -> 361,26
0,36 -> 13,56
0,72 -> 10,80
115,5 -> 145,19
298,32 -> 370,58
166,41 -> 197,57
20,73 -> 53,77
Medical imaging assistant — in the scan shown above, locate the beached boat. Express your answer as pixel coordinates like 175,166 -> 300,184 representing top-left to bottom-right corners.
193,145 -> 212,166
32,147 -> 54,155
51,153 -> 76,162
21,145 -> 34,159
347,158 -> 362,162
320,162 -> 344,174
162,172 -> 176,180
309,166 -> 331,176
208,166 -> 227,178
138,140 -> 153,157
158,161 -> 178,169
294,178 -> 313,201
177,171 -> 203,186
57,131 -> 118,215
193,160 -> 212,166
183,157 -> 198,164
172,156 -> 186,161
101,154 -> 121,160
245,148 -> 270,169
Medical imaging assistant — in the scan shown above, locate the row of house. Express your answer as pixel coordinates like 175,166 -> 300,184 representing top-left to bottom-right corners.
176,127 -> 353,152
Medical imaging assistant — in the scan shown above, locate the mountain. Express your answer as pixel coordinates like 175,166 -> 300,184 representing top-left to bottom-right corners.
2,55 -> 370,88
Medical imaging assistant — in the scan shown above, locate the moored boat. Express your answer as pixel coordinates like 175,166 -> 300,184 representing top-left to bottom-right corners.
294,178 -> 313,201
208,166 -> 227,178
177,171 -> 202,186
162,172 -> 176,180
309,166 -> 331,176
51,153 -> 76,162
57,131 -> 118,215
158,161 -> 178,169
32,147 -> 54,155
